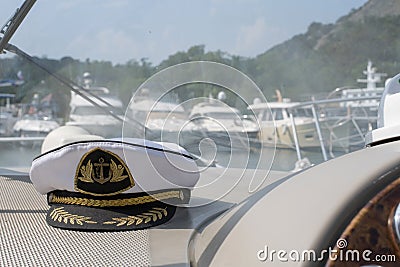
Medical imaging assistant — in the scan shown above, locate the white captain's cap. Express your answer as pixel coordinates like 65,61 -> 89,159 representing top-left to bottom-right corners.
30,128 -> 199,231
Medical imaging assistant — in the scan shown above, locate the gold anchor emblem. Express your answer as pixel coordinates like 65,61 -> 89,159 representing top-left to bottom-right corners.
93,157 -> 111,184
75,147 -> 134,196
78,157 -> 129,184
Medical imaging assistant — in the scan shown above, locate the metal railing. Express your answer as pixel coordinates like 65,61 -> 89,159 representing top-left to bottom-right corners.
286,95 -> 381,162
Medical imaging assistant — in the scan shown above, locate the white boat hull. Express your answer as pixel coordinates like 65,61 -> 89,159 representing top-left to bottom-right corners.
258,119 -> 351,150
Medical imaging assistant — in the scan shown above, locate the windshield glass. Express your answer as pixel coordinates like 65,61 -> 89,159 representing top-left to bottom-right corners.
147,111 -> 187,120
0,0 -> 378,173
72,106 -> 123,116
203,112 -> 240,120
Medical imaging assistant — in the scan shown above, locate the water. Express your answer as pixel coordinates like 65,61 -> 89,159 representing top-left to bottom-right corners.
0,139 -> 342,172
192,145 -> 339,171
0,142 -> 42,168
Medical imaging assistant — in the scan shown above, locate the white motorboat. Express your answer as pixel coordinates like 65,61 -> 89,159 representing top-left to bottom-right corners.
328,60 -> 386,120
12,113 -> 60,145
184,100 -> 260,150
128,97 -> 188,142
249,100 -> 330,149
66,86 -> 124,138
249,61 -> 386,151
319,61 -> 388,152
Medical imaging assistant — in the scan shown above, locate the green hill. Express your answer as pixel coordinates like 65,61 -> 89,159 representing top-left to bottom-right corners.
252,0 -> 400,100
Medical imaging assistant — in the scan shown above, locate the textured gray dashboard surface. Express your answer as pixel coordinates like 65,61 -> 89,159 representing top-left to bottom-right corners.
0,175 -> 151,267
0,167 -> 289,267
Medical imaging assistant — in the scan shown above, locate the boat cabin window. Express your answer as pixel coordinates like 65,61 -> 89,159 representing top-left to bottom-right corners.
291,108 -> 313,118
257,108 -> 284,121
272,109 -> 284,120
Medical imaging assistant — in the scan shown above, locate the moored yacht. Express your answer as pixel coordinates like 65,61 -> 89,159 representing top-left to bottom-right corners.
64,72 -> 124,137
66,87 -> 124,138
184,99 -> 260,150
128,97 -> 188,142
325,60 -> 386,121
249,100 -> 329,149
13,113 -> 59,141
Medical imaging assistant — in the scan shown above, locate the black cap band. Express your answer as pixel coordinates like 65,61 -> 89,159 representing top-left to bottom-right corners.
46,189 -> 190,231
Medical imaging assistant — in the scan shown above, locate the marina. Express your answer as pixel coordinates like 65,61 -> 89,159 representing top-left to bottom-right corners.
65,73 -> 125,138
0,62 -> 386,171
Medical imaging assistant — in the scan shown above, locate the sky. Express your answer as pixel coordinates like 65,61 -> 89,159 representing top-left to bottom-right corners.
0,0 -> 368,65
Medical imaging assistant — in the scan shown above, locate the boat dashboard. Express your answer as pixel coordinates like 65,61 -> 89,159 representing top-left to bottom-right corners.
0,166 -> 287,266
